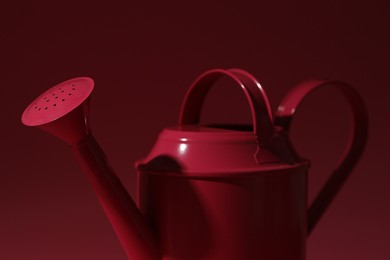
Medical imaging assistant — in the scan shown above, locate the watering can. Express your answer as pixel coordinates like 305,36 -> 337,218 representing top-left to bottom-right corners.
21,69 -> 368,260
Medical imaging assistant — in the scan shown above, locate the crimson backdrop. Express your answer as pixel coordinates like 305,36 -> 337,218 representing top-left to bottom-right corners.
1,1 -> 389,259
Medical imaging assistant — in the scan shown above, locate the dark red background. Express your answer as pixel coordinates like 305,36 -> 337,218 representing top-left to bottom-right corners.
1,0 -> 389,259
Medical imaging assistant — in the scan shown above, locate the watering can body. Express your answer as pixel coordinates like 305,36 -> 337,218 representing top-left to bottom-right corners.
21,68 -> 368,260
136,127 -> 309,260
137,168 -> 308,260
133,69 -> 310,259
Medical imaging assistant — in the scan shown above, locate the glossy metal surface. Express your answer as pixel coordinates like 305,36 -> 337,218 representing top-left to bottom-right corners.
138,166 -> 308,259
21,69 -> 368,259
137,69 -> 309,259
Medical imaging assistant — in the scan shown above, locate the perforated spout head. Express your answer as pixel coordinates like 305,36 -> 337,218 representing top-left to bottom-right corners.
21,77 -> 94,144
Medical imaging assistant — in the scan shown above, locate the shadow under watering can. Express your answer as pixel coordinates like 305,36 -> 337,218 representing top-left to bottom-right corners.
21,68 -> 368,260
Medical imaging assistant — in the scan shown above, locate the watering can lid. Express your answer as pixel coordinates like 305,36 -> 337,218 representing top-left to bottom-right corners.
136,124 -> 301,177
160,125 -> 257,142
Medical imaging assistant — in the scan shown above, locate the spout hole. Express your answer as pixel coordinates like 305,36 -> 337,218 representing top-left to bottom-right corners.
45,107 -> 48,110
62,99 -> 65,101
38,108 -> 41,110
53,104 -> 56,107
72,88 -> 75,90
55,96 -> 58,99
68,93 -> 72,96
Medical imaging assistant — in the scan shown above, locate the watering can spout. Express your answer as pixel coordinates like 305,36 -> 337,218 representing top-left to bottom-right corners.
21,77 -> 161,260
71,134 -> 161,260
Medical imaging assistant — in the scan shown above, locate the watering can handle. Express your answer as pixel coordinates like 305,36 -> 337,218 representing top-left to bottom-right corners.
179,68 -> 274,148
275,79 -> 368,235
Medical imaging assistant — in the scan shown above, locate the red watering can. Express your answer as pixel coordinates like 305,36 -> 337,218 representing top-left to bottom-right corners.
21,69 -> 368,260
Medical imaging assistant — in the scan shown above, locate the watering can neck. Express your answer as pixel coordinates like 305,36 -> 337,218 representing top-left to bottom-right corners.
71,133 -> 161,259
